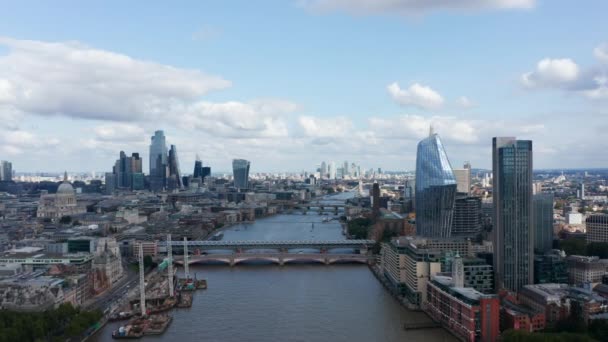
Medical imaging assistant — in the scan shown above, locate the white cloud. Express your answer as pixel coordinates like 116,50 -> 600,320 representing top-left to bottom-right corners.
299,0 -> 535,15
368,115 -> 478,143
594,43 -> 608,63
297,116 -> 354,138
93,124 -> 146,142
521,58 -> 580,88
387,82 -> 444,110
0,37 -> 231,122
180,99 -> 297,138
457,96 -> 474,108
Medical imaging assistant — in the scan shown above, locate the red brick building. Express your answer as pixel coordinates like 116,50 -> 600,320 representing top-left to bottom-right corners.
425,275 -> 500,342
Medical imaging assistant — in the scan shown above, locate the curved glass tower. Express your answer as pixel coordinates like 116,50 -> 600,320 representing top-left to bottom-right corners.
415,132 -> 457,238
233,159 -> 250,190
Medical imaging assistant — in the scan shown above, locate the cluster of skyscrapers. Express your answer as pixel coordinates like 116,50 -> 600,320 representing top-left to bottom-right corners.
413,129 -> 541,293
105,130 -> 215,193
319,160 -> 362,179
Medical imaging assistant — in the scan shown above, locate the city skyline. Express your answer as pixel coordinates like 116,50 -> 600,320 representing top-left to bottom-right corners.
0,1 -> 607,172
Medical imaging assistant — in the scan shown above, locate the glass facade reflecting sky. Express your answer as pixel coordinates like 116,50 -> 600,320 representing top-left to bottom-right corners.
493,137 -> 533,292
415,133 -> 457,238
233,159 -> 251,189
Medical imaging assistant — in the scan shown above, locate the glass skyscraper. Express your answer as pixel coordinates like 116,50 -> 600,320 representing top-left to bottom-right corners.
533,193 -> 554,254
415,131 -> 457,238
167,144 -> 182,189
149,130 -> 167,177
233,159 -> 250,189
492,137 -> 533,292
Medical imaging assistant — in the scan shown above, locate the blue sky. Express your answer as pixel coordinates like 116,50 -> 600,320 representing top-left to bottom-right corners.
0,0 -> 607,173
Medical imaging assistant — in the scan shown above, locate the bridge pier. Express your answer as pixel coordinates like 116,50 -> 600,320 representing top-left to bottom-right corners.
229,256 -> 235,267
324,258 -> 330,265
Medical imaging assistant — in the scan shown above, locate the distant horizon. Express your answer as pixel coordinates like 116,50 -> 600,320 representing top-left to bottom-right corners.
1,1 -> 607,171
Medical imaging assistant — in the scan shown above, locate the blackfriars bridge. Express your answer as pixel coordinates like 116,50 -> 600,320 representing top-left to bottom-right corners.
173,253 -> 373,266
158,240 -> 377,267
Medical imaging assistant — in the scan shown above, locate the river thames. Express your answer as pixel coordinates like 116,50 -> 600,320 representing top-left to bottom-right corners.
93,194 -> 456,342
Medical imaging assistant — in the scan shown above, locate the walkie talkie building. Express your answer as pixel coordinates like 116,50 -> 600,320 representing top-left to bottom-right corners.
415,130 -> 457,238
233,159 -> 250,190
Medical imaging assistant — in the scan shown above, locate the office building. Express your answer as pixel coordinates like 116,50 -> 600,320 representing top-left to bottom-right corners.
518,284 -> 571,327
372,183 -> 380,218
149,130 -> 168,191
451,195 -> 482,238
533,193 -> 554,254
567,212 -> 583,225
320,161 -> 327,179
0,161 -> 12,181
379,236 -> 478,308
586,214 -> 608,243
167,144 -> 182,190
193,155 -> 203,178
453,162 -> 471,195
233,159 -> 251,190
104,172 -> 116,194
112,151 -> 142,190
462,258 -> 495,294
493,137 -> 533,292
425,273 -> 500,342
534,251 -> 568,284
566,255 -> 608,286
415,129 -> 457,238
149,130 -> 167,176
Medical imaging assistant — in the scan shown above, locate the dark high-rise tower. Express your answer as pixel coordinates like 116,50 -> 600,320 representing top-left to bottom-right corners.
452,195 -> 482,238
533,193 -> 554,254
167,144 -> 182,189
193,154 -> 204,178
372,183 -> 380,218
493,137 -> 533,292
415,129 -> 457,238
232,159 -> 250,190
112,151 -> 144,190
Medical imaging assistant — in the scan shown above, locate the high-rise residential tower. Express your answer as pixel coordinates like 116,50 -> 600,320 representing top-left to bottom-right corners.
0,160 -> 12,181
415,130 -> 457,238
233,159 -> 250,189
533,193 -> 554,254
492,137 -> 533,292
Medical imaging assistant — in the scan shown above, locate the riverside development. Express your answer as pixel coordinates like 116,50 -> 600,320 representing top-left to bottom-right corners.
93,192 -> 456,342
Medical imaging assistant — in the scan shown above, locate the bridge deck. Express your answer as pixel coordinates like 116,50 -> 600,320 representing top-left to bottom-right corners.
159,239 -> 376,248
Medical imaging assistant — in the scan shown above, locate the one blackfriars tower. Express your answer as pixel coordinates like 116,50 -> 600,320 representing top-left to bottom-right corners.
415,128 -> 457,238
232,159 -> 250,190
492,137 -> 533,292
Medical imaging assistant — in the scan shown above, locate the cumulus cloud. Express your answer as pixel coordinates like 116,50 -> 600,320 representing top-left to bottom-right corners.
0,129 -> 60,155
0,37 -> 231,121
521,50 -> 608,100
180,99 -> 297,138
594,43 -> 608,63
299,0 -> 535,15
387,82 -> 444,110
297,116 -> 354,137
93,124 -> 146,142
521,58 -> 580,88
